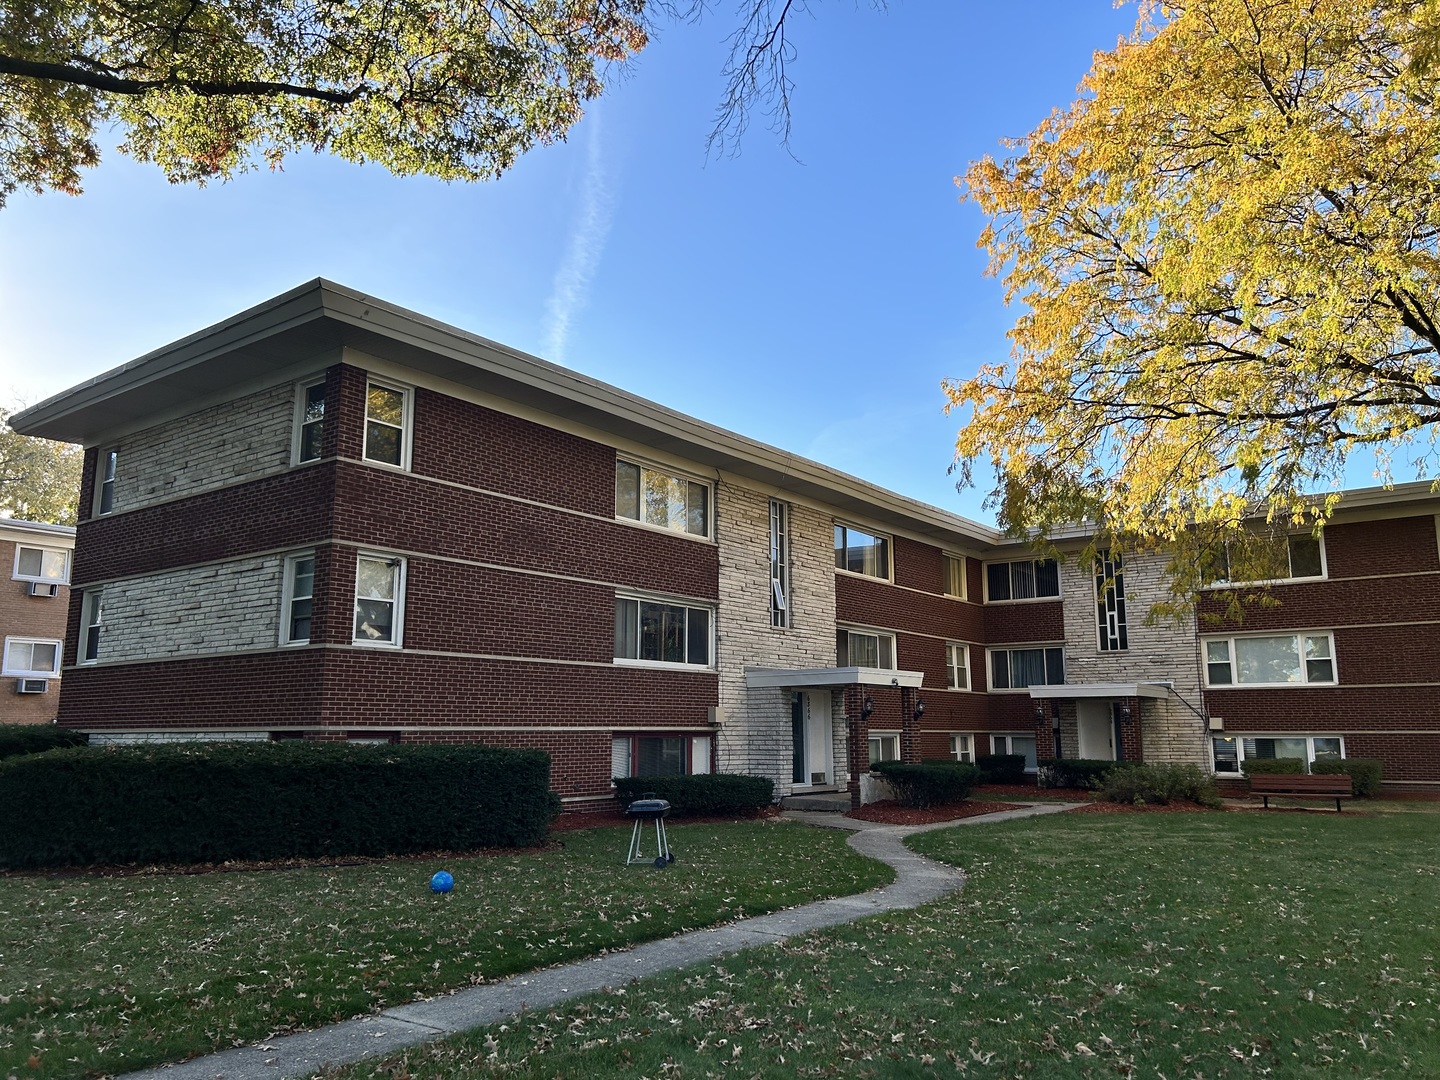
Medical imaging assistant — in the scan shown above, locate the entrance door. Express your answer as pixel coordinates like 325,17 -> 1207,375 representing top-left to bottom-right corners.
1076,700 -> 1115,760
791,692 -> 834,786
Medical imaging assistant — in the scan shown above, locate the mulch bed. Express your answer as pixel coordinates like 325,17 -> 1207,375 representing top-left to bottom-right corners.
1068,799 -> 1219,814
972,783 -> 1100,801
844,800 -> 1026,825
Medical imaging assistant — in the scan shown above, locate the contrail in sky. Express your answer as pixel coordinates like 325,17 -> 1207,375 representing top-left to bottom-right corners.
544,112 -> 615,362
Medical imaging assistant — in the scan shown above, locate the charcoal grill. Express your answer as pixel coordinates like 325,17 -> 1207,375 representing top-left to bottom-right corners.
625,795 -> 675,868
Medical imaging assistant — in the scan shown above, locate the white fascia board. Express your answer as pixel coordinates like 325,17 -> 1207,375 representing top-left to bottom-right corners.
745,666 -> 927,690
1027,682 -> 1172,700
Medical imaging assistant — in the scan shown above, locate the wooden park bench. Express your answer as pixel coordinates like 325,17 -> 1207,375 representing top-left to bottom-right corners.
1248,773 -> 1353,812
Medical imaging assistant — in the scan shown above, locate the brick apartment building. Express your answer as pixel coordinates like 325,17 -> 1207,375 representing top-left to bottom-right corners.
0,518 -> 75,723
11,281 -> 1439,802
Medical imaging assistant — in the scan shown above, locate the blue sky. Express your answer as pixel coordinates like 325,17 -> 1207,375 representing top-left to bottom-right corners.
0,2 -> 1267,523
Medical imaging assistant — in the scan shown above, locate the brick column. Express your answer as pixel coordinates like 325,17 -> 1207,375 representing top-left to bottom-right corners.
844,684 -> 869,810
900,687 -> 921,763
1115,697 -> 1144,762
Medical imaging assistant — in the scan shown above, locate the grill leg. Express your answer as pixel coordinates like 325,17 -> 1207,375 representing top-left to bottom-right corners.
626,818 -> 644,865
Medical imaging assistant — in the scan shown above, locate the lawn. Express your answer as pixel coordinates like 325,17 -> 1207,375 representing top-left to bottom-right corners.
0,820 -> 892,1079
338,808 -> 1440,1079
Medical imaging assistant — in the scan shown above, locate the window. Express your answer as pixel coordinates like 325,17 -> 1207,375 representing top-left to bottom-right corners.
96,449 -> 117,515
296,380 -> 326,462
946,643 -> 970,690
834,522 -> 891,579
985,558 -> 1060,601
950,734 -> 974,763
1205,533 -> 1325,584
2,637 -> 61,677
612,734 -> 712,778
614,597 -> 713,667
282,553 -> 315,645
1095,550 -> 1128,651
353,555 -> 405,646
988,646 -> 1064,690
1211,735 -> 1344,774
869,733 -> 900,764
80,590 -> 103,663
770,499 -> 790,627
12,545 -> 69,585
944,554 -> 966,599
614,460 -> 710,537
837,627 -> 896,669
363,381 -> 410,468
1204,633 -> 1336,686
991,734 -> 1038,771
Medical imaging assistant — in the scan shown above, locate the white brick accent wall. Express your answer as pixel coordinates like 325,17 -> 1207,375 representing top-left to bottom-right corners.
1059,550 -> 1210,766
90,556 -> 285,664
111,382 -> 296,513
715,481 -> 841,794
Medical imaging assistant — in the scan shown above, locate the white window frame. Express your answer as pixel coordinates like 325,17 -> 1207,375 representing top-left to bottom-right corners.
280,551 -> 316,646
1211,734 -> 1346,775
833,521 -> 893,582
292,378 -> 328,465
12,545 -> 70,585
943,553 -> 966,600
1204,533 -> 1328,587
837,625 -> 897,670
986,645 -> 1065,692
95,448 -> 118,516
353,553 -> 406,648
1095,550 -> 1128,652
1202,632 -> 1337,688
950,733 -> 974,763
991,732 -> 1039,772
613,593 -> 715,670
79,589 -> 103,664
869,732 -> 900,764
613,457 -> 713,540
983,557 -> 1062,603
611,733 -> 713,779
3,637 -> 62,678
362,379 -> 413,471
946,642 -> 971,690
770,499 -> 790,628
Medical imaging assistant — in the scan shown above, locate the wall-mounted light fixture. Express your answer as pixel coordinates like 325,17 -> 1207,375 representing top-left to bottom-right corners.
912,697 -> 925,722
1033,702 -> 1045,724
1118,702 -> 1132,722
861,695 -> 875,721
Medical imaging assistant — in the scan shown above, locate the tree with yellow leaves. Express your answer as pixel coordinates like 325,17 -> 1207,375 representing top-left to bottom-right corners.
950,0 -> 1440,572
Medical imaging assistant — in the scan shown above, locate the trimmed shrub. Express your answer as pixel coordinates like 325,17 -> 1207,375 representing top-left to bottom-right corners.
0,741 -> 557,869
1242,757 -> 1306,775
1038,758 -> 1138,790
977,754 -> 1029,785
1312,757 -> 1384,797
0,724 -> 87,761
613,774 -> 774,817
1099,763 -> 1223,808
870,761 -> 980,809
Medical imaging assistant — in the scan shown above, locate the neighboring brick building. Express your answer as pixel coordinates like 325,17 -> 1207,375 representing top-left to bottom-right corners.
0,519 -> 75,723
11,281 -> 1439,800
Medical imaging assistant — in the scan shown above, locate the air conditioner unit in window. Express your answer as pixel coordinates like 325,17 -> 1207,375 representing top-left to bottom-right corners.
26,582 -> 59,598
15,678 -> 48,694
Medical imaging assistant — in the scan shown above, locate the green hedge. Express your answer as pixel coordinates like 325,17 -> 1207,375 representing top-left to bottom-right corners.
1242,757 -> 1306,775
0,724 -> 87,760
0,742 -> 557,869
977,754 -> 1029,785
870,760 -> 980,808
1312,757 -> 1384,797
1038,758 -> 1138,790
1099,763 -> 1223,808
613,774 -> 774,816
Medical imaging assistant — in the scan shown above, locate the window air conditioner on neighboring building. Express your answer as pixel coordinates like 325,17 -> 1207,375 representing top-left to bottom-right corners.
15,678 -> 49,694
26,582 -> 60,598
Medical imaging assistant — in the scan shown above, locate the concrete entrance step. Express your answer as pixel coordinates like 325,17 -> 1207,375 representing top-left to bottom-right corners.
781,792 -> 851,813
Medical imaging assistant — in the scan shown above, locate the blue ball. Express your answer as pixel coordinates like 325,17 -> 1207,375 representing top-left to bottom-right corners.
430,870 -> 454,893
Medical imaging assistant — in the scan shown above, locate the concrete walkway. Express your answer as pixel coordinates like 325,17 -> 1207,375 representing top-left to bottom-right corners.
124,802 -> 1076,1080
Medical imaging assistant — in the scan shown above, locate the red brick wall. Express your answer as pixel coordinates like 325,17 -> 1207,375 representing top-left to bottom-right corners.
0,538 -> 70,723
984,601 -> 1065,643
835,572 -> 982,641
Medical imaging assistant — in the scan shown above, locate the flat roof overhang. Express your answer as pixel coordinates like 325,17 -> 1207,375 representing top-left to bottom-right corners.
745,666 -> 926,690
10,279 -> 1001,549
1027,682 -> 1173,700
